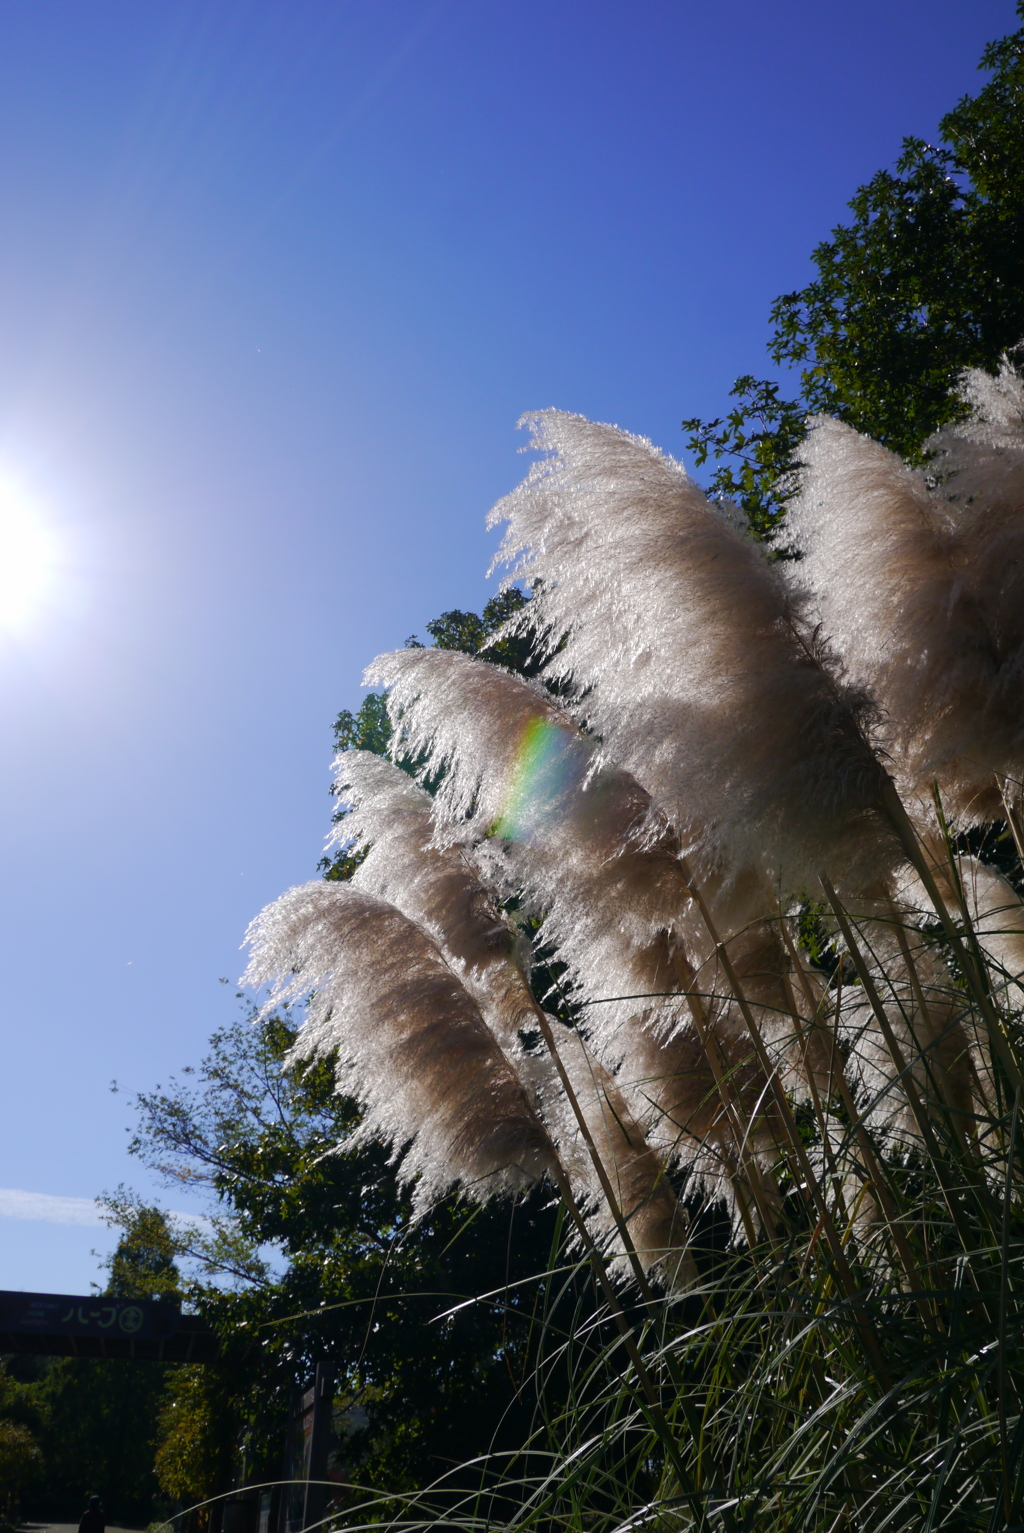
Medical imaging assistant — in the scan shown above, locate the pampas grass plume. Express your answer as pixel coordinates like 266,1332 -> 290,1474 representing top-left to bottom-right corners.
528,1021 -> 695,1288
242,881 -> 554,1211
364,646 -> 795,1228
487,409 -> 890,899
333,743 -> 695,1283
331,749 -> 539,1047
789,396 -> 1024,822
363,647 -> 702,1057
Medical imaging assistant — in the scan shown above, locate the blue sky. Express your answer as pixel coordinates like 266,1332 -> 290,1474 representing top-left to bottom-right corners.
0,0 -> 1015,1292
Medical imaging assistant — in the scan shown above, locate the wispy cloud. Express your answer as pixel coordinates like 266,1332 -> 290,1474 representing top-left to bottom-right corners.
0,1188 -> 105,1226
0,1188 -> 205,1230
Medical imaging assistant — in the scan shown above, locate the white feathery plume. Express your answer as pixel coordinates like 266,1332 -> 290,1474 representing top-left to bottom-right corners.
330,750 -> 539,1048
523,1022 -> 695,1288
883,856 -> 1022,1125
620,1014 -> 781,1231
928,361 -> 1024,817
480,406 -> 1011,1170
952,857 -> 1024,1013
486,409 -> 893,901
784,397 -> 1022,1140
929,357 -> 1024,470
330,747 -> 695,1283
364,646 -> 793,1229
787,404 -> 1024,823
834,914 -> 982,1150
893,855 -> 1024,1016
363,646 -> 706,1059
241,881 -> 555,1212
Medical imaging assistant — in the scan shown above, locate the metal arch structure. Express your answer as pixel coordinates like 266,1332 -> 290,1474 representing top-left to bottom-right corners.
0,1292 -> 348,1533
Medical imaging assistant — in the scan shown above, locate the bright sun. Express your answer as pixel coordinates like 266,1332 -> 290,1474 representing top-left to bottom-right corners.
0,482 -> 56,629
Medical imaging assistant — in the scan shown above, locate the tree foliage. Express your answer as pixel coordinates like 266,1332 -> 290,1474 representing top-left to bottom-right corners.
0,1419 -> 43,1527
127,1009 -> 590,1508
29,1356 -> 168,1523
683,4 -> 1024,533
0,1369 -> 44,1531
154,1365 -> 237,1512
102,1202 -> 183,1300
0,1208 -> 186,1524
681,376 -> 807,540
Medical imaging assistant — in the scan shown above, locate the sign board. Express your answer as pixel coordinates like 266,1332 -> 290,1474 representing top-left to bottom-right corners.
0,1289 -> 219,1362
0,1290 -> 181,1342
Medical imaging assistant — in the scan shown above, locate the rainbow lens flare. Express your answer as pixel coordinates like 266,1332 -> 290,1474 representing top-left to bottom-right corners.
493,716 -> 589,843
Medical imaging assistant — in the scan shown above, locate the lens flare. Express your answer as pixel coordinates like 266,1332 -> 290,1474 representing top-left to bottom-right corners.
0,482 -> 56,629
493,717 -> 589,843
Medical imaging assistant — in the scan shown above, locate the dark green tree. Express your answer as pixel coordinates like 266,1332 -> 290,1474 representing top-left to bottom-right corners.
0,1367 -> 45,1530
154,1363 -> 237,1517
419,587 -> 538,675
126,1010 -> 592,1511
18,1209 -> 183,1523
683,4 -> 1024,536
682,376 -> 808,540
103,1201 -> 183,1301
30,1357 -> 166,1523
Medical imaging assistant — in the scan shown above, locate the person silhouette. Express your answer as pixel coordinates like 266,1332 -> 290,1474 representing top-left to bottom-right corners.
78,1495 -> 105,1533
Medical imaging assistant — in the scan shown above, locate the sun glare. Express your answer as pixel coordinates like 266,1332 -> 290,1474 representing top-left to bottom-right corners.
0,481 -> 56,630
